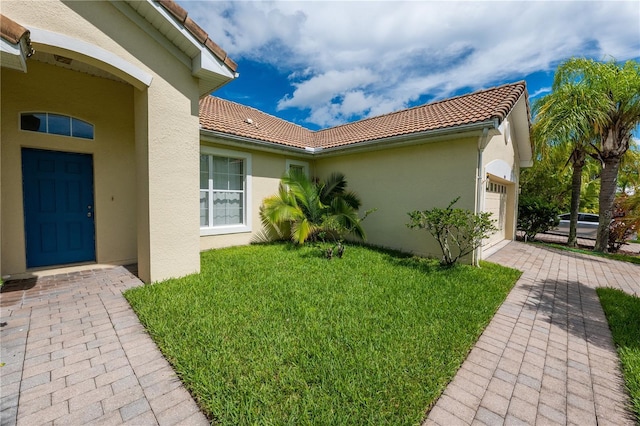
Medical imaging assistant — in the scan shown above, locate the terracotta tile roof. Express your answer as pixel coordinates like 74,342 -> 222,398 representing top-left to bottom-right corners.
316,81 -> 527,148
157,0 -> 237,73
200,97 -> 314,148
200,81 -> 528,150
0,14 -> 33,49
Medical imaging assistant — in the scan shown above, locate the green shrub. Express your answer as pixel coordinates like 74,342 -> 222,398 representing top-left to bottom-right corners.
609,194 -> 639,252
259,171 -> 373,247
517,195 -> 560,241
407,197 -> 497,266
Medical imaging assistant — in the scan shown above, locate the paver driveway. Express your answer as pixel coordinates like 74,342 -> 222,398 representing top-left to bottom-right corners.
0,266 -> 207,425
425,241 -> 639,425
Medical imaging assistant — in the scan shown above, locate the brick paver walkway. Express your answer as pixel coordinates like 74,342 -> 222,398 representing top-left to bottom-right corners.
0,266 -> 207,425
425,241 -> 639,425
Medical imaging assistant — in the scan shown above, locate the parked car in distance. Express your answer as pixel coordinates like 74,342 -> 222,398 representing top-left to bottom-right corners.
551,213 -> 599,239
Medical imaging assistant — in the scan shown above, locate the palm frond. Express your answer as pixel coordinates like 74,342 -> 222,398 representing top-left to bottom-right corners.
258,170 -> 372,245
320,172 -> 347,204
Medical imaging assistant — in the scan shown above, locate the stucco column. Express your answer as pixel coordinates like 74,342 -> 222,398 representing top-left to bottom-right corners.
134,89 -> 151,282
0,116 -> 3,281
134,83 -> 201,283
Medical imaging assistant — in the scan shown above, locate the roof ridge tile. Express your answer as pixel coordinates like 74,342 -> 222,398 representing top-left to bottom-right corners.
0,13 -> 30,44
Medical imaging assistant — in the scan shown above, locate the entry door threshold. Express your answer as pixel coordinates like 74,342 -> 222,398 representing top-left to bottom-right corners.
6,263 -> 115,281
483,239 -> 512,259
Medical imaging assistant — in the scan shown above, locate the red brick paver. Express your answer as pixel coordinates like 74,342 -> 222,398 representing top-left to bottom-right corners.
425,241 -> 639,425
0,266 -> 208,426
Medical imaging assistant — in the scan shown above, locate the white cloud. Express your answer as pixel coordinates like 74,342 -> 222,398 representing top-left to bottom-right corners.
179,0 -> 640,127
530,87 -> 552,99
277,68 -> 378,110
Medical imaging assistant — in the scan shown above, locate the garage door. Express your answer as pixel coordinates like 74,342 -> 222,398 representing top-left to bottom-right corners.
483,180 -> 507,249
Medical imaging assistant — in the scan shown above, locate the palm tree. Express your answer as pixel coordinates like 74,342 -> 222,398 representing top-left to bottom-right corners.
259,171 -> 367,244
532,83 -> 599,247
552,58 -> 640,252
617,143 -> 640,196
617,145 -> 640,239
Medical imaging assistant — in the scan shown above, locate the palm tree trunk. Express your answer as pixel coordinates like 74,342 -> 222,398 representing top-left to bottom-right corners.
568,150 -> 586,248
594,156 -> 621,252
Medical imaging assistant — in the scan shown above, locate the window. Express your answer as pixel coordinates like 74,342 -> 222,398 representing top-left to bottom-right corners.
200,147 -> 251,235
20,113 -> 94,139
285,159 -> 309,178
579,213 -> 599,223
486,181 -> 507,194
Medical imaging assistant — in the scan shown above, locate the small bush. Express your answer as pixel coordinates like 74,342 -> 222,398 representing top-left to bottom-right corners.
517,195 -> 560,241
608,194 -> 639,252
407,197 -> 497,266
259,172 -> 372,248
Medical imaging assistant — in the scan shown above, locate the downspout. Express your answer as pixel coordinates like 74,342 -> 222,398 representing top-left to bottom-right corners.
474,126 -> 492,266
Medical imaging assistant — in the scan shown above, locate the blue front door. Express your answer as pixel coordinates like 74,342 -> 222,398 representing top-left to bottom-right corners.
22,148 -> 96,268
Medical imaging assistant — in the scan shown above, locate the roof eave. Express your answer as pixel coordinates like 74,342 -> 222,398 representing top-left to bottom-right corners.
200,128 -> 315,158
509,94 -> 533,167
315,120 -> 501,157
193,50 -> 238,96
119,0 -> 237,96
201,120 -> 501,157
0,36 -> 27,72
0,15 -> 33,72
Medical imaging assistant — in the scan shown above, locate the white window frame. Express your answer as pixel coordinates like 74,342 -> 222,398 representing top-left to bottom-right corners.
19,112 -> 95,140
285,159 -> 309,178
200,146 -> 252,236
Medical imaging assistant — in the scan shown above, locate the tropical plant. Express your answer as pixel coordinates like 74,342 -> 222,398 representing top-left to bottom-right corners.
259,171 -> 369,245
517,195 -> 561,241
618,144 -> 640,196
609,194 -> 640,252
531,81 -> 600,247
551,58 -> 640,252
407,197 -> 497,266
520,145 -> 572,211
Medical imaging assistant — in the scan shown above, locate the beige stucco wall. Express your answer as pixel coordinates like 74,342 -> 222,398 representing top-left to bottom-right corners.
482,115 -> 521,243
197,132 -> 522,262
1,1 -> 204,282
483,119 -> 519,182
315,138 -> 479,258
198,141 -> 309,250
1,62 -> 136,276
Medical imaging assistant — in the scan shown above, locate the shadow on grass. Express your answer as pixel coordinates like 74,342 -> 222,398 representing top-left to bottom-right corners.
598,288 -> 640,350
383,255 -> 447,275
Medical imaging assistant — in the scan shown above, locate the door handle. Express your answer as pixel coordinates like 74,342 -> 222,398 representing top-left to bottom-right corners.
87,212 -> 92,218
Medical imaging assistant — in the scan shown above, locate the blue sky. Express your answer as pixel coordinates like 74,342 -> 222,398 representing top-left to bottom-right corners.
179,1 -> 640,133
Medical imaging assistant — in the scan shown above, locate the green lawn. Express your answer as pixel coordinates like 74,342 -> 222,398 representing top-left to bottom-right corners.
597,288 -> 640,423
125,243 -> 521,425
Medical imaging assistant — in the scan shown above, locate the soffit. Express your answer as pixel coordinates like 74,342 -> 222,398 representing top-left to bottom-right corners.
126,0 -> 199,59
124,0 -> 237,73
29,50 -> 127,84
